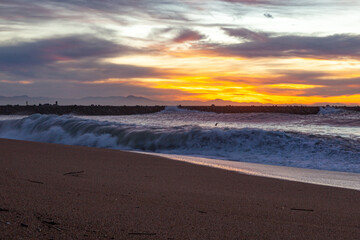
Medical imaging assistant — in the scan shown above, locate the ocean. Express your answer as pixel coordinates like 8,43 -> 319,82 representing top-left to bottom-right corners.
1,106 -> 359,189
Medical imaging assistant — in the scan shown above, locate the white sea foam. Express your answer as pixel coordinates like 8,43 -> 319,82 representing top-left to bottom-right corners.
0,114 -> 360,173
318,106 -> 346,115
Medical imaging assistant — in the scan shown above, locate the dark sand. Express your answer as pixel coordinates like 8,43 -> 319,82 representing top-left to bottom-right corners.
0,139 -> 359,239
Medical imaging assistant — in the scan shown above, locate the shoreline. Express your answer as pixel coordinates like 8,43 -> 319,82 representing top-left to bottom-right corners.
1,139 -> 360,239
135,151 -> 360,191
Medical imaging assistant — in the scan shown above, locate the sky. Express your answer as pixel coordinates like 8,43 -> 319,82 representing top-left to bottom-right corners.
1,0 -> 360,105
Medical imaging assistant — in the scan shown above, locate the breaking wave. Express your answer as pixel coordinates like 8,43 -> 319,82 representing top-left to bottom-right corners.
0,114 -> 360,173
318,106 -> 346,115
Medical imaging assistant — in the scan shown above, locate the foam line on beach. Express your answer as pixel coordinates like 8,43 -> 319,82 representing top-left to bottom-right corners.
133,151 -> 360,191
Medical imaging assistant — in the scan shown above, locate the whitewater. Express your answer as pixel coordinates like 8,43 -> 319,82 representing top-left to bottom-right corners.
0,106 -> 359,189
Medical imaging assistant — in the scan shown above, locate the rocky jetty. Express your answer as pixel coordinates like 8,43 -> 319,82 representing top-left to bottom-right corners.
0,105 -> 165,115
1,104 -> 359,115
180,105 -> 353,115
181,105 -> 320,114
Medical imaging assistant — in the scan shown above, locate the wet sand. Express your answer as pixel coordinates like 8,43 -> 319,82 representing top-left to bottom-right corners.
0,138 -> 359,239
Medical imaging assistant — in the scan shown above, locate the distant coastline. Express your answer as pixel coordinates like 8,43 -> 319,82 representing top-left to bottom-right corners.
1,104 -> 359,115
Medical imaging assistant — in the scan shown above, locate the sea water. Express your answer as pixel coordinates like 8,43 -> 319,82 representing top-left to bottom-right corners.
0,106 -> 359,189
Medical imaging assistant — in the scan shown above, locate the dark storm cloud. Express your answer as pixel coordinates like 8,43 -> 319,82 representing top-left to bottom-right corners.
210,28 -> 360,59
173,29 -> 206,43
0,35 -> 136,68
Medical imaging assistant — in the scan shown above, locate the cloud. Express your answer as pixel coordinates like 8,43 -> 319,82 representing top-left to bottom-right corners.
0,0 -> 191,25
0,35 -> 137,68
222,28 -> 268,42
293,76 -> 360,97
0,80 -> 187,99
0,33 -> 192,99
148,27 -> 205,43
0,35 -> 167,85
0,1 -> 58,23
255,71 -> 360,97
220,0 -> 288,5
220,0 -> 320,6
173,29 -> 205,43
2,61 -> 162,83
208,29 -> 360,59
299,85 -> 360,97
213,69 -> 360,98
257,83 -> 360,98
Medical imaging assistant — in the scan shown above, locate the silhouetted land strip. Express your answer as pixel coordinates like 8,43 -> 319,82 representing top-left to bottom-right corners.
181,105 -> 360,115
1,104 -> 360,115
182,105 -> 320,114
0,105 -> 165,115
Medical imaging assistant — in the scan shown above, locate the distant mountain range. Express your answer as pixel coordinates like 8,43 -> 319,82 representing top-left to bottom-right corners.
1,95 -> 350,106
0,95 -> 262,106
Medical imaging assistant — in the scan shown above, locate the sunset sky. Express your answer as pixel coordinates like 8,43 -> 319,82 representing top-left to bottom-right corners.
1,0 -> 360,105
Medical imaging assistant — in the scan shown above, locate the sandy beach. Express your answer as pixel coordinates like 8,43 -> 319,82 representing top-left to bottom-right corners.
1,138 -> 359,239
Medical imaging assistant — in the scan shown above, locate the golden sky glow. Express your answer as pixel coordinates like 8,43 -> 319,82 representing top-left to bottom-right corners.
1,0 -> 360,105
108,51 -> 360,104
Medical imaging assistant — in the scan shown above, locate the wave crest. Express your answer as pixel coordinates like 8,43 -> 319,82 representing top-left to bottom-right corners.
0,114 -> 359,172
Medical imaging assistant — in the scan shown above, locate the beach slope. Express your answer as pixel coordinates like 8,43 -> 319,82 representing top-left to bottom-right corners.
0,139 -> 359,239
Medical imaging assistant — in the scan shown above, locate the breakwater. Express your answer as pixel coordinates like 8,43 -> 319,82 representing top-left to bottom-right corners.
181,105 -> 359,115
0,105 -> 165,115
1,104 -> 359,115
